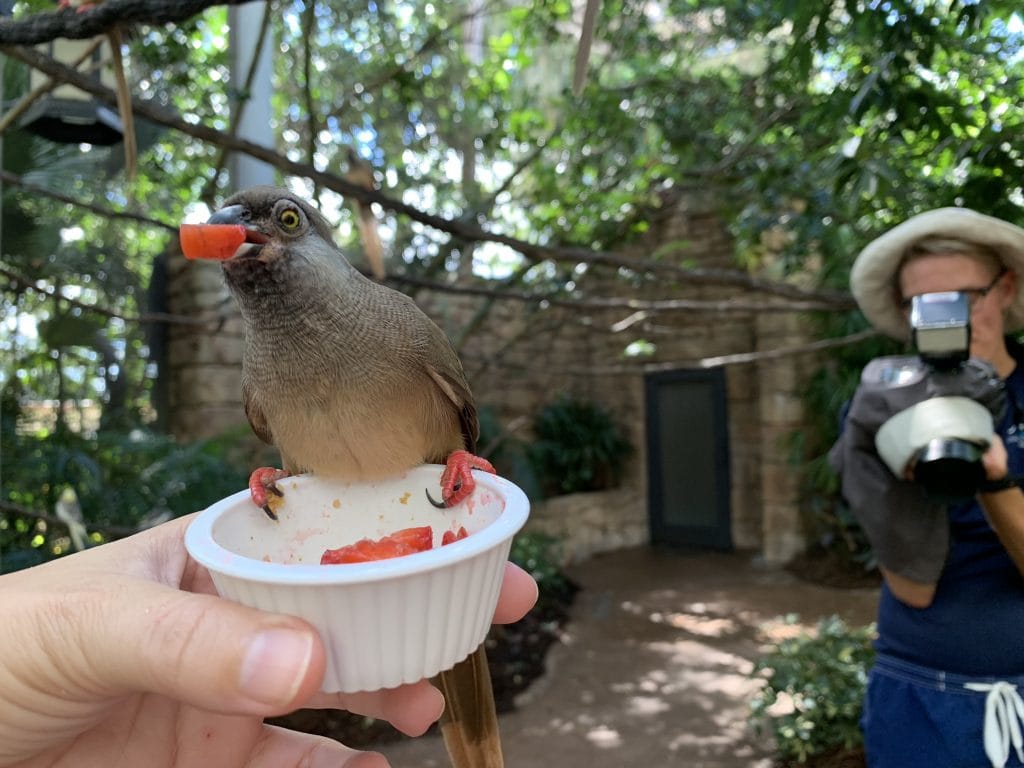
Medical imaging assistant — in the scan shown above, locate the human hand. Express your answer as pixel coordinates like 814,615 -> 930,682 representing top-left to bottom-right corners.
982,433 -> 1010,482
0,514 -> 538,768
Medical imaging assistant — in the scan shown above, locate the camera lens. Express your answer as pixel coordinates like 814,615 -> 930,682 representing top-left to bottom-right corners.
912,438 -> 987,501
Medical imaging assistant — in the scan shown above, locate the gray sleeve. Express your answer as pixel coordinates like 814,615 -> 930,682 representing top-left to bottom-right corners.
828,386 -> 949,584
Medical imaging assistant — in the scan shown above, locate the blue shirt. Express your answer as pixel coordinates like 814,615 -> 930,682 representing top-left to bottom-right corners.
876,352 -> 1024,675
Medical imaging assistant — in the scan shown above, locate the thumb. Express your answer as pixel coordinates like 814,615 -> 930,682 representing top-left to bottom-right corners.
76,579 -> 326,715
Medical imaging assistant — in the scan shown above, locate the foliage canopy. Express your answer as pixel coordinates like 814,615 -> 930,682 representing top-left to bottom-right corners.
1,0 -> 1022,562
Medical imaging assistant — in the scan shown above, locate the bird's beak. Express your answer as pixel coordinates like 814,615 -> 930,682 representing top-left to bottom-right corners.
207,205 -> 271,260
207,204 -> 247,226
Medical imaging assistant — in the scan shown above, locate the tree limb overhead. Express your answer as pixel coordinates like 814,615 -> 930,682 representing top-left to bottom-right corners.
3,44 -> 854,306
0,0 -> 253,45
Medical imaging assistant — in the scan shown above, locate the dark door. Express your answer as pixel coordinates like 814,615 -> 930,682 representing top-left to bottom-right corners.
645,368 -> 732,550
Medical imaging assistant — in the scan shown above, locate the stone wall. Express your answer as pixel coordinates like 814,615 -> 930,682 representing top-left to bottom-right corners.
165,251 -> 250,440
756,313 -> 820,563
524,489 -> 647,564
165,195 -> 818,565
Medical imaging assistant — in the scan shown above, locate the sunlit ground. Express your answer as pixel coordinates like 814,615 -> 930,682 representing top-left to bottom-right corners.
381,547 -> 878,768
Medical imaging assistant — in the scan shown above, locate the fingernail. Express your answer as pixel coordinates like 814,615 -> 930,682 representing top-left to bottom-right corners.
239,627 -> 314,706
426,685 -> 446,720
345,753 -> 388,768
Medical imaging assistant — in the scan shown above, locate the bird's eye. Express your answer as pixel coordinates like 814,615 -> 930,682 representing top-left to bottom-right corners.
278,208 -> 301,230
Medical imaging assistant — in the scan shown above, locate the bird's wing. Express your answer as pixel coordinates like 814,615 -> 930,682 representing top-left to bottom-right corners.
425,361 -> 480,454
242,379 -> 275,446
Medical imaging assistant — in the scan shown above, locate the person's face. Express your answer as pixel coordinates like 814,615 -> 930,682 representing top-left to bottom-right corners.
898,252 -> 1017,360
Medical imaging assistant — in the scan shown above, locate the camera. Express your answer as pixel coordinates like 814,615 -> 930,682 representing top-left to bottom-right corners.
871,291 -> 1005,501
910,291 -> 970,370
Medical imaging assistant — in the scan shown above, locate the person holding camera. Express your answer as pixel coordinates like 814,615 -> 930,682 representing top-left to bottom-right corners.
830,208 -> 1024,768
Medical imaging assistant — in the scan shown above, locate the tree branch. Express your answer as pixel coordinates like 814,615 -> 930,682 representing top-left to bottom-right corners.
449,262 -> 535,352
4,166 -> 846,321
460,329 -> 881,376
0,499 -> 140,539
0,0 -> 253,45
325,0 -> 510,127
390,273 -> 856,313
0,169 -> 177,232
0,263 -> 217,327
479,122 -> 563,213
301,0 -> 319,201
2,44 -> 854,305
669,328 -> 879,369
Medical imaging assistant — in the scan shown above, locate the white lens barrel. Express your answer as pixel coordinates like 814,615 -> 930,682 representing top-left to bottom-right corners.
875,396 -> 994,477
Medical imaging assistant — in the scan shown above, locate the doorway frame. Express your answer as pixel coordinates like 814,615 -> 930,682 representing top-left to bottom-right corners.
644,367 -> 733,550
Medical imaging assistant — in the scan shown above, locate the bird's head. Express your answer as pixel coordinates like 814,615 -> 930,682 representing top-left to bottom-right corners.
207,185 -> 353,297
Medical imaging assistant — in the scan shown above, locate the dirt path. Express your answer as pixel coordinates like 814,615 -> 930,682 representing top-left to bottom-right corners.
379,547 -> 879,767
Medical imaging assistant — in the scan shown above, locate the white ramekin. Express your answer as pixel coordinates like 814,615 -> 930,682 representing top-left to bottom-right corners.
184,465 -> 529,693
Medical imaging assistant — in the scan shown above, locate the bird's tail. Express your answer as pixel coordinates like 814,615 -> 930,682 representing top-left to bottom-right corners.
433,644 -> 504,768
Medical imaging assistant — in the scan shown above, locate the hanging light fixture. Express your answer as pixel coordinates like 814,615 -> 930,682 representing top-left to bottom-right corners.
19,37 -> 124,146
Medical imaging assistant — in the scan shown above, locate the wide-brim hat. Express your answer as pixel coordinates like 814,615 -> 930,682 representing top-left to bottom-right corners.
851,207 -> 1024,340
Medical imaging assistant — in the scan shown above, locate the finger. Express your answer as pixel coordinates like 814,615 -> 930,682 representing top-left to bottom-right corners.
982,436 -> 1009,480
71,580 -> 326,717
302,679 -> 445,737
492,561 -> 539,624
248,724 -> 389,768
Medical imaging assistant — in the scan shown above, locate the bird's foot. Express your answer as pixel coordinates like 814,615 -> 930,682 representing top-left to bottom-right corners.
248,467 -> 290,520
427,450 -> 496,508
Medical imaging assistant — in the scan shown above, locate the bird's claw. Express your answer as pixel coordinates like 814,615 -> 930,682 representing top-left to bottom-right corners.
426,450 -> 496,508
249,467 -> 290,520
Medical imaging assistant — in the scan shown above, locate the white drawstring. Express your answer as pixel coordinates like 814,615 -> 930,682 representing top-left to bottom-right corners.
965,681 -> 1024,768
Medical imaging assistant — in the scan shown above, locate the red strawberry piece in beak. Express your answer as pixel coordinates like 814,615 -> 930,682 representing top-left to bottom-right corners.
179,204 -> 272,261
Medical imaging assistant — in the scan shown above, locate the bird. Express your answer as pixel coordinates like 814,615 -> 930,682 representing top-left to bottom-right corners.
203,185 -> 503,767
54,486 -> 88,552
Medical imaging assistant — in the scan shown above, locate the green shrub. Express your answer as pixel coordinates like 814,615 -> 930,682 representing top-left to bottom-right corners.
527,396 -> 632,496
509,531 -> 571,599
750,615 -> 875,764
1,414 -> 250,571
491,531 -> 577,710
475,404 -> 543,500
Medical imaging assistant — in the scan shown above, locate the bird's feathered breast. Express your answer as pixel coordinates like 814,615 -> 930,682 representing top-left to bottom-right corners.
236,263 -> 477,477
